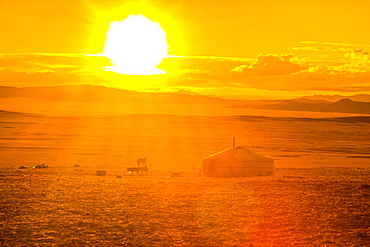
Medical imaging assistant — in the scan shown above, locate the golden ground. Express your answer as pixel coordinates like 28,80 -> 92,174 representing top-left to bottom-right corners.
1,100 -> 370,245
1,167 -> 369,246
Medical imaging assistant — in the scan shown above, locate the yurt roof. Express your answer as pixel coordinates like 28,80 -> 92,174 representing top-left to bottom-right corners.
204,146 -> 273,162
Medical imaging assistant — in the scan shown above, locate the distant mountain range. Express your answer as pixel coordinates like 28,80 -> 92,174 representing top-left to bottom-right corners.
298,94 -> 370,102
1,85 -> 370,115
0,85 -> 235,105
233,98 -> 370,115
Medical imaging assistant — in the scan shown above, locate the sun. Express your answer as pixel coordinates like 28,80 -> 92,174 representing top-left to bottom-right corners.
103,14 -> 169,75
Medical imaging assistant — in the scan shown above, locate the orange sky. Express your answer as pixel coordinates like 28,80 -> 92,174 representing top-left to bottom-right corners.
0,0 -> 370,99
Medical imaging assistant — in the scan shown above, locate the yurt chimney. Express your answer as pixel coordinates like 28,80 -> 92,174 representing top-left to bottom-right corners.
233,137 -> 235,149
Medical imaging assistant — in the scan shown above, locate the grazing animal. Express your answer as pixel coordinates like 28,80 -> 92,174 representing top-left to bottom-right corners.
137,156 -> 147,167
141,165 -> 148,175
127,167 -> 140,175
127,165 -> 148,175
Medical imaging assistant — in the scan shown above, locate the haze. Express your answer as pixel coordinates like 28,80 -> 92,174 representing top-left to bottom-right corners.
1,1 -> 370,246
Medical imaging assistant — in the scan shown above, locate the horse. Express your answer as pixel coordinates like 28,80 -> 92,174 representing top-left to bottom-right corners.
137,156 -> 147,167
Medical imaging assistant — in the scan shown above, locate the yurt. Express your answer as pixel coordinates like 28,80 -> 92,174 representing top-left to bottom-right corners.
200,146 -> 274,177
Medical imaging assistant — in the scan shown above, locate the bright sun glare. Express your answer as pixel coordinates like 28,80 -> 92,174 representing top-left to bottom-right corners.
103,14 -> 169,75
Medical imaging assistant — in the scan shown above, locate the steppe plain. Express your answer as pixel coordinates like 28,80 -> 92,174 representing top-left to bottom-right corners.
1,99 -> 370,246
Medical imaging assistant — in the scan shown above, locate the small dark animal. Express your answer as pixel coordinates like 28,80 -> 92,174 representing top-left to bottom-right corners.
141,165 -> 148,174
127,167 -> 140,175
127,165 -> 148,175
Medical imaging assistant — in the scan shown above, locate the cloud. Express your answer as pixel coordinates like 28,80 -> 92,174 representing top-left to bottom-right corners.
0,69 -> 107,87
0,53 -> 112,73
344,49 -> 369,67
291,41 -> 370,55
230,54 -> 305,76
1,52 -> 370,100
291,46 -> 353,52
303,48 -> 370,76
159,55 -> 253,75
297,41 -> 370,48
165,52 -> 370,97
0,53 -> 110,87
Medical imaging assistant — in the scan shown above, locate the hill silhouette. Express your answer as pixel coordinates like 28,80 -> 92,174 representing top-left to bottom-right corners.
0,85 -> 236,105
2,85 -> 370,115
298,94 -> 370,102
233,98 -> 370,115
